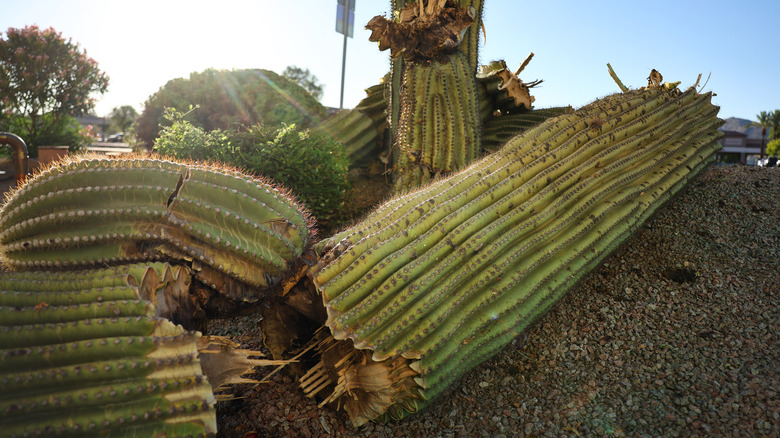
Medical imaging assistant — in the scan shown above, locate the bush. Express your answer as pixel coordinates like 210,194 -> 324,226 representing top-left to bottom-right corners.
1,113 -> 92,157
241,124 -> 351,224
766,138 -> 780,158
155,109 -> 350,226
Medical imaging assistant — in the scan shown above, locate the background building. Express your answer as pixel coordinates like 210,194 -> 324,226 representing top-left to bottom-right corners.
717,118 -> 769,165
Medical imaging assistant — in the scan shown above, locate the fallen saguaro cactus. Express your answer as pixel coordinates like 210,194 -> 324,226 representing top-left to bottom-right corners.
0,156 -> 312,304
315,83 -> 389,165
0,263 -> 284,436
278,83 -> 724,426
0,264 -> 217,437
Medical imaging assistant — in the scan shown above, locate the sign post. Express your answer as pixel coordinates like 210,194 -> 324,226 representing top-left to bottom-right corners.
336,0 -> 355,109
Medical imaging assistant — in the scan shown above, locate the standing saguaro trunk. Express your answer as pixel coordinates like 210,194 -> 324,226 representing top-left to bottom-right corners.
368,0 -> 484,192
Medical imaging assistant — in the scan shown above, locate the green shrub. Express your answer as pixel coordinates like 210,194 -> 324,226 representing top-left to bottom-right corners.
155,109 -> 350,226
1,113 -> 91,157
766,138 -> 780,157
240,124 -> 351,225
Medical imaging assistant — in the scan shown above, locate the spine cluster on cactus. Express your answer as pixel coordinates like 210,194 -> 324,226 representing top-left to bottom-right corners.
0,264 -> 217,437
0,157 -> 311,303
307,85 -> 723,425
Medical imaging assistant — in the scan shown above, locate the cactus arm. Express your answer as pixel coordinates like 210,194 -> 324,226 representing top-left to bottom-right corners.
315,91 -> 653,259
421,132 -> 722,397
316,89 -> 678,299
335,96 -> 717,349
0,157 -> 312,302
305,85 -> 724,425
316,83 -> 389,164
0,265 -> 217,436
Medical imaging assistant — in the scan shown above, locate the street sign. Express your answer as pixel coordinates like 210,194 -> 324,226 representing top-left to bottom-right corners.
336,0 -> 355,38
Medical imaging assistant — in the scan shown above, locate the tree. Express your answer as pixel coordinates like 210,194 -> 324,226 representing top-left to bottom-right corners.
135,68 -> 326,149
747,111 -> 771,161
282,66 -> 324,101
766,138 -> 780,157
109,105 -> 138,133
769,109 -> 780,140
0,25 -> 109,152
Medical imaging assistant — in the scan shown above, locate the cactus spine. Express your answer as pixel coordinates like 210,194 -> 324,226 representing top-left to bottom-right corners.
307,85 -> 723,425
0,264 -> 217,437
0,157 -> 311,302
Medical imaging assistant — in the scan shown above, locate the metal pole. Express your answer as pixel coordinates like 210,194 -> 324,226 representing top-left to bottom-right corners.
339,31 -> 348,109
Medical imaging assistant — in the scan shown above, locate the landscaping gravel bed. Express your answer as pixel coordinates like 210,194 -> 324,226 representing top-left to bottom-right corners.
212,165 -> 779,437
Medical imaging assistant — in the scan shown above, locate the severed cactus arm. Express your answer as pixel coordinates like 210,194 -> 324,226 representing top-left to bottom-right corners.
315,83 -> 389,165
0,157 -> 312,304
0,263 -> 287,436
0,264 -> 216,437
301,81 -> 723,426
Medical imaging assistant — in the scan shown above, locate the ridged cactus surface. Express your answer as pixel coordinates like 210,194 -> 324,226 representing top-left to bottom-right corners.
0,264 -> 216,437
316,83 -> 388,164
310,85 -> 723,425
370,1 -> 483,192
0,157 -> 311,302
481,106 -> 573,152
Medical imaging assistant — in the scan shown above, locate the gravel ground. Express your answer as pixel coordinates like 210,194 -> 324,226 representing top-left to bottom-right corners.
212,165 -> 779,437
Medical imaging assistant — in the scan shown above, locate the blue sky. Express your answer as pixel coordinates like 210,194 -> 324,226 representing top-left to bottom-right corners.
2,0 -> 778,121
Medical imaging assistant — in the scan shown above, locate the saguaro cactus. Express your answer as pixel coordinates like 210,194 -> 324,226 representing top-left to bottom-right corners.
316,83 -> 389,165
0,264 -> 217,437
368,0 -> 484,192
296,83 -> 723,425
0,156 -> 312,304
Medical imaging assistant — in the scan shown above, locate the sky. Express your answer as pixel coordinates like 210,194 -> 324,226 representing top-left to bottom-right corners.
2,0 -> 778,122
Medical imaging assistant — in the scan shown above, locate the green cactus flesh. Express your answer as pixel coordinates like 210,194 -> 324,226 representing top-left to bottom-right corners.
301,86 -> 723,426
0,157 -> 311,302
0,264 -> 217,437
